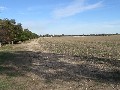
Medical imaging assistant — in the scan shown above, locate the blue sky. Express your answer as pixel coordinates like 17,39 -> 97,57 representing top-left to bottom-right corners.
0,0 -> 120,35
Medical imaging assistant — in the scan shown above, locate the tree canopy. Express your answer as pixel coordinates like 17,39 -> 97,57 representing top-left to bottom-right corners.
0,18 -> 39,44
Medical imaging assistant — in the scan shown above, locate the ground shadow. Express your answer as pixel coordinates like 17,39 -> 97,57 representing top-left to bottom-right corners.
0,51 -> 120,84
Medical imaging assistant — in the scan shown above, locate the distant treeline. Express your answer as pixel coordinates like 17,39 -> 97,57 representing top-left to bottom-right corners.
40,33 -> 120,37
0,18 -> 39,44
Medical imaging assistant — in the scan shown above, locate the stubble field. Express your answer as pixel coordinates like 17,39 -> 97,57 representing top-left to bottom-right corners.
0,35 -> 120,90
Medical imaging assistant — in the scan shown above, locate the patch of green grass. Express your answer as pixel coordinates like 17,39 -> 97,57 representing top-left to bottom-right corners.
0,79 -> 11,90
0,77 -> 26,90
0,45 -> 13,51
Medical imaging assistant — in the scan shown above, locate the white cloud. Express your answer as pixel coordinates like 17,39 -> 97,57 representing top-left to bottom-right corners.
0,6 -> 7,11
53,0 -> 103,19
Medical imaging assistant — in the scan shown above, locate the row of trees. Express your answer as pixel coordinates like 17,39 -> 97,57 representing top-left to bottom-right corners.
0,18 -> 39,44
40,33 -> 119,37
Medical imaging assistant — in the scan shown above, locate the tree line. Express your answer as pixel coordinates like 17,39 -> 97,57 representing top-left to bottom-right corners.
0,18 -> 39,44
40,33 -> 119,37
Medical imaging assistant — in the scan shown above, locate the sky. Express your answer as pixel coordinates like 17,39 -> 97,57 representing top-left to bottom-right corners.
0,0 -> 120,35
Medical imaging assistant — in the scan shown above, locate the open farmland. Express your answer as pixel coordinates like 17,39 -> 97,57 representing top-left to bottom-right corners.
39,35 -> 120,59
0,35 -> 120,90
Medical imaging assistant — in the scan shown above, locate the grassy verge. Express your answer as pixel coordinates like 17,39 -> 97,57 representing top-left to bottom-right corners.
0,45 -> 13,51
0,76 -> 26,90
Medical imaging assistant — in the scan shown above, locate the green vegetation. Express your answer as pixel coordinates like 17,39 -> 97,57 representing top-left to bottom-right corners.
0,77 -> 27,90
0,18 -> 39,44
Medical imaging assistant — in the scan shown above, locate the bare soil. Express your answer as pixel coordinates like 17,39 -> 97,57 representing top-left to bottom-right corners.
0,38 -> 120,90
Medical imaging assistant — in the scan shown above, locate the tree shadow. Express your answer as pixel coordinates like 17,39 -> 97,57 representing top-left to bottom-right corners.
0,65 -> 24,77
0,51 -> 120,84
78,55 -> 120,68
0,51 -> 29,77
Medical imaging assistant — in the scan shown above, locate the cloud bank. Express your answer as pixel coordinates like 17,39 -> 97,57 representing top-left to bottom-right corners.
53,0 -> 103,19
0,6 -> 7,12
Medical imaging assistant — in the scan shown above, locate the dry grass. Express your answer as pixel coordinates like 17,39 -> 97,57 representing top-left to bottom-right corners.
39,35 -> 120,59
0,35 -> 120,90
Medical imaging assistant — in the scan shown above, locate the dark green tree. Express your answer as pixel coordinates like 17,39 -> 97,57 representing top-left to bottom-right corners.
0,18 -> 39,44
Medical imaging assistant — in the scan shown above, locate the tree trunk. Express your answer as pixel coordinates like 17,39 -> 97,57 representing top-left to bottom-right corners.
12,41 -> 13,44
0,42 -> 1,47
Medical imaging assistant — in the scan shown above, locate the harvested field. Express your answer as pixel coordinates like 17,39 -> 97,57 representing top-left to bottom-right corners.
0,35 -> 120,90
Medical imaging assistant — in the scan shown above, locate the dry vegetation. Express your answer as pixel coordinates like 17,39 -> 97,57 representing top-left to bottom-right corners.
39,35 -> 120,59
0,35 -> 120,90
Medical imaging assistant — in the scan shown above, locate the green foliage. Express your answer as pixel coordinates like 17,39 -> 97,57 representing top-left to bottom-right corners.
0,18 -> 39,44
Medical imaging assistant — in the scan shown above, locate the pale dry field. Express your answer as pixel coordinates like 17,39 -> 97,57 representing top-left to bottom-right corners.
0,35 -> 120,90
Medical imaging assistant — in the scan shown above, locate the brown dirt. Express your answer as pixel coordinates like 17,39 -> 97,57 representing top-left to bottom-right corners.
0,38 -> 120,90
